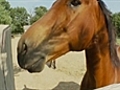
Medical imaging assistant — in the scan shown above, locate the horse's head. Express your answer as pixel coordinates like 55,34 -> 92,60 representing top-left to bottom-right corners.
17,0 -> 105,72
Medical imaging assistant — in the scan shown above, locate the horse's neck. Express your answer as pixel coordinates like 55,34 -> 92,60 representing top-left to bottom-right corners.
84,46 -> 116,88
84,32 -> 116,88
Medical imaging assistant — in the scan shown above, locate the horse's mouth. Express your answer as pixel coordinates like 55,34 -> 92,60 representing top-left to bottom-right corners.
26,60 -> 45,73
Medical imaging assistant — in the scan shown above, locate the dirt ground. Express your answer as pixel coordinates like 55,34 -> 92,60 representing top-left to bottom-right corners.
12,37 -> 86,90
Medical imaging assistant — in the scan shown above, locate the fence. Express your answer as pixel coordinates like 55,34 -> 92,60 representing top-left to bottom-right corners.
0,25 -> 15,90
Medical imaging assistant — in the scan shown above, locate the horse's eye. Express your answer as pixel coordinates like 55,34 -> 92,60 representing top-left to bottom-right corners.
70,0 -> 81,7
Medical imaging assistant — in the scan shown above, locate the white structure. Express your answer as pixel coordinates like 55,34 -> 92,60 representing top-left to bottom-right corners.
23,25 -> 31,32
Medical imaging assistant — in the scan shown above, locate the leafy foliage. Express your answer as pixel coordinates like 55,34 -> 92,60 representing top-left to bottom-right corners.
0,0 -> 10,10
0,0 -> 12,24
112,13 -> 120,37
10,7 -> 30,33
30,6 -> 48,24
0,0 -> 48,34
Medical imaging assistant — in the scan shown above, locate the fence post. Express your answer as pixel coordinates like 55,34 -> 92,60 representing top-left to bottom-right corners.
0,25 -> 15,90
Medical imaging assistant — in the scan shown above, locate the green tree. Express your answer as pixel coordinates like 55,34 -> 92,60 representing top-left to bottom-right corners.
10,7 -> 30,33
112,12 -> 120,37
0,0 -> 11,10
30,6 -> 48,24
0,0 -> 12,24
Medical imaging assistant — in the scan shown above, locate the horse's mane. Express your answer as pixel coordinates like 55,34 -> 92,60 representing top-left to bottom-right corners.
98,0 -> 120,67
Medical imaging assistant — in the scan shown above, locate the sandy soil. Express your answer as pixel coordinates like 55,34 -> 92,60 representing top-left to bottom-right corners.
12,37 -> 86,90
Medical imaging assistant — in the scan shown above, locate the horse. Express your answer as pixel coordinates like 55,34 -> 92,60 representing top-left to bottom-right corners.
17,0 -> 120,89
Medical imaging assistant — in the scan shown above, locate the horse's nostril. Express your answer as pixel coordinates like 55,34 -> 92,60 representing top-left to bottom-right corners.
41,55 -> 45,60
22,43 -> 27,55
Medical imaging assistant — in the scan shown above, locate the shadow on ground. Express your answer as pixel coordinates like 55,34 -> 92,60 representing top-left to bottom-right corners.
21,82 -> 80,90
22,85 -> 39,90
52,81 -> 80,90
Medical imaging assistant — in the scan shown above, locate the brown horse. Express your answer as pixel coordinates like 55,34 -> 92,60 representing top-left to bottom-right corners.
17,0 -> 120,89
